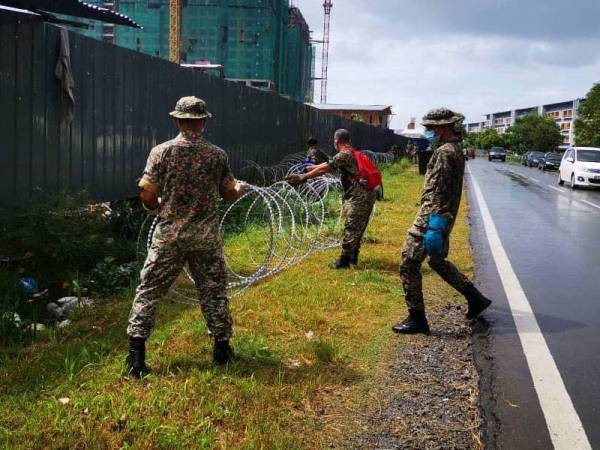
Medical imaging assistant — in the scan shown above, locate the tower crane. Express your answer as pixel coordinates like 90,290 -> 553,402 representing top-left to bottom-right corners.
320,0 -> 332,104
169,0 -> 181,64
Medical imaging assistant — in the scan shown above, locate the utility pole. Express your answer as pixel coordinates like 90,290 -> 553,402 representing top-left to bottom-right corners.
320,0 -> 332,104
169,0 -> 181,64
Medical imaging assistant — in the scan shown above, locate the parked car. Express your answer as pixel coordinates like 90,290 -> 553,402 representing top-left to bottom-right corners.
523,151 -> 545,167
538,152 -> 562,171
558,147 -> 600,189
488,147 -> 506,162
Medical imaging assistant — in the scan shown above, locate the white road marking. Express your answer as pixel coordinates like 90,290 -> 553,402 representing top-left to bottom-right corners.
580,199 -> 600,210
470,173 -> 592,450
529,177 -> 540,182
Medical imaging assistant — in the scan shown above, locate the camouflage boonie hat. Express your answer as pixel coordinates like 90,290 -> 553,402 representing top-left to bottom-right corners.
169,96 -> 212,119
421,108 -> 464,126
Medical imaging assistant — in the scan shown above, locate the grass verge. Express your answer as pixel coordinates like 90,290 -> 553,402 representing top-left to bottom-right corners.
0,163 -> 474,449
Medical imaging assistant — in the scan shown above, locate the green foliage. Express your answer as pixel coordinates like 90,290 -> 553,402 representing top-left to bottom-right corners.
575,83 -> 600,147
503,113 -> 562,154
0,273 -> 22,344
0,197 -> 144,342
0,163 -> 477,449
465,128 -> 506,150
88,260 -> 140,297
0,200 -> 139,294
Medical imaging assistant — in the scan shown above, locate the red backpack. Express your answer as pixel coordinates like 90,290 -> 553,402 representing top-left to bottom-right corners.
343,148 -> 382,190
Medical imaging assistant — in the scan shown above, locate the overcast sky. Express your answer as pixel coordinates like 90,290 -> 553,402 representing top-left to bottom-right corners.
293,0 -> 599,129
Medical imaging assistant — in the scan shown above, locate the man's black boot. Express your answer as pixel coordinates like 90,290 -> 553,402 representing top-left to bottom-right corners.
349,248 -> 359,266
463,284 -> 492,319
213,339 -> 234,365
391,309 -> 430,334
125,337 -> 150,378
329,253 -> 351,269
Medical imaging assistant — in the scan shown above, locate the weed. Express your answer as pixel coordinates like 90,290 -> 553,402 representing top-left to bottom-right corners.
0,163 -> 475,449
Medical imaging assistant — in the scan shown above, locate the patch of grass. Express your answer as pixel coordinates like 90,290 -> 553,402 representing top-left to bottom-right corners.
0,163 -> 474,449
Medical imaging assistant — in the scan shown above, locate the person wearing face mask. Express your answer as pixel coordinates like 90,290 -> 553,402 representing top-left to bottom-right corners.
392,108 -> 492,334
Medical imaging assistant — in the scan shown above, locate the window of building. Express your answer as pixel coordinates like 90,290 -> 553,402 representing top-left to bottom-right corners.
562,122 -> 571,130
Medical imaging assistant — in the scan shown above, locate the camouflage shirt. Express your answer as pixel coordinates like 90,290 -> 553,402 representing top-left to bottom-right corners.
140,131 -> 235,244
409,140 -> 465,237
329,148 -> 373,203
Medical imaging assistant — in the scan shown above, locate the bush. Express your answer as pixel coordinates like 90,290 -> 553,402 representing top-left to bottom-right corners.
0,272 -> 22,344
0,196 -> 144,341
0,198 -> 139,295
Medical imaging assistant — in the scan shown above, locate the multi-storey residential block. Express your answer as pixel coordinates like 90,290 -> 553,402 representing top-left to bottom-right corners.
467,98 -> 583,148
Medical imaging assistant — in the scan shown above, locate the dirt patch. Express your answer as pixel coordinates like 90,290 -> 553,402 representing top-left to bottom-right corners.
347,303 -> 483,449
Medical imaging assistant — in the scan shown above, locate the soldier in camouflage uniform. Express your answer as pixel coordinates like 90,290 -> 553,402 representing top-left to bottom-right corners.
126,96 -> 246,377
285,129 -> 377,269
392,108 -> 492,334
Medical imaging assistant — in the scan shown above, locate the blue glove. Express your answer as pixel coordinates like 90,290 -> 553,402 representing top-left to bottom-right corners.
423,214 -> 449,256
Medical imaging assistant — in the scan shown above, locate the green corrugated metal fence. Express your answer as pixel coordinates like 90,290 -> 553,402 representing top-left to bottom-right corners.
0,13 -> 405,209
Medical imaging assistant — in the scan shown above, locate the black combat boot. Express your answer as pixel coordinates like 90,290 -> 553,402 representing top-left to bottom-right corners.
329,253 -> 352,269
391,309 -> 430,334
125,337 -> 150,378
213,339 -> 234,365
349,248 -> 359,266
463,284 -> 492,319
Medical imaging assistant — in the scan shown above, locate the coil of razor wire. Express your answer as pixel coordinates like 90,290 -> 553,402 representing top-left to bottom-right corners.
239,151 -> 307,185
137,174 -> 343,304
361,150 -> 396,165
137,147 -> 397,305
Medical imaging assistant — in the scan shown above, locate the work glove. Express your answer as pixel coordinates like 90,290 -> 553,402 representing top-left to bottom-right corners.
284,173 -> 305,185
234,180 -> 250,195
423,214 -> 449,257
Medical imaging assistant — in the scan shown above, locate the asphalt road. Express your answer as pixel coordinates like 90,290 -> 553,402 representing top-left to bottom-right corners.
465,159 -> 600,449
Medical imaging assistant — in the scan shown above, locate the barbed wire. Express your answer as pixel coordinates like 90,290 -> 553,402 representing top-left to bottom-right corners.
137,149 -> 397,305
137,175 -> 344,304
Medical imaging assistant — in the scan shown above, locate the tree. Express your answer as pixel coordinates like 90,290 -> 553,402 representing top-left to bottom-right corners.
575,83 -> 600,147
466,128 -> 505,149
503,113 -> 562,154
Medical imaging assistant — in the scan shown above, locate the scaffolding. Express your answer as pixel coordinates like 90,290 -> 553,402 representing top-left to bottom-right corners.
72,0 -> 313,102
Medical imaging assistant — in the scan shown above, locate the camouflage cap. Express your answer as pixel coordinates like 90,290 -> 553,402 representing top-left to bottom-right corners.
169,96 -> 212,119
421,108 -> 464,127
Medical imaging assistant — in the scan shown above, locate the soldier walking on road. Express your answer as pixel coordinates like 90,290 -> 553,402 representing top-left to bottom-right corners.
126,96 -> 246,377
392,108 -> 492,334
285,129 -> 378,269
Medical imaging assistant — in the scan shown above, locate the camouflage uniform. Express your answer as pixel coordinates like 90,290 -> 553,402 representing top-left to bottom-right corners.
329,149 -> 377,259
399,138 -> 471,311
127,128 -> 235,340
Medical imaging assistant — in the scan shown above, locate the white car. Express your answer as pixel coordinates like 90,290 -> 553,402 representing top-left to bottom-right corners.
558,147 -> 600,189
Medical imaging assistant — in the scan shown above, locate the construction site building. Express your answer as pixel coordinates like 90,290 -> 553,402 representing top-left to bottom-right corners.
74,0 -> 314,103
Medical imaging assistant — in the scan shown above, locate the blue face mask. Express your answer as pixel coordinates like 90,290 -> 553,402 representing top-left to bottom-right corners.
424,130 -> 438,143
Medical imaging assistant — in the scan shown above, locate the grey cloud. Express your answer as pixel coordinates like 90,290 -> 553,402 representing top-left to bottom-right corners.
294,0 -> 598,129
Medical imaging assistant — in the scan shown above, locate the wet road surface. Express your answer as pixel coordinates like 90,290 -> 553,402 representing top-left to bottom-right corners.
465,159 -> 600,449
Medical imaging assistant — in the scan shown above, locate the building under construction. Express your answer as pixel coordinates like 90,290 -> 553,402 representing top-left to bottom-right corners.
76,1 -> 314,103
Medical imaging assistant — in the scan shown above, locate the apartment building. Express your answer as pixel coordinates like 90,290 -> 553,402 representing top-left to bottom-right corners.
467,98 -> 583,148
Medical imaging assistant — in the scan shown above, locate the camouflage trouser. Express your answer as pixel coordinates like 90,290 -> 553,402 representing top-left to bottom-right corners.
127,239 -> 232,340
341,193 -> 376,258
399,231 -> 471,311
